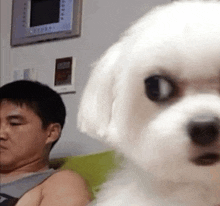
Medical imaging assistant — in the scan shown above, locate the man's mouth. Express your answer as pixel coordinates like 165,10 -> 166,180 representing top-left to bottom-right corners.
0,145 -> 7,150
192,153 -> 220,166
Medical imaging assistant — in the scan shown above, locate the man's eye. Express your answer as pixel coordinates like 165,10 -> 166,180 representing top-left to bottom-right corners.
10,122 -> 22,126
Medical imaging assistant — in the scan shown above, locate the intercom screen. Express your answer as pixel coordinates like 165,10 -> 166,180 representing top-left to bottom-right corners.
30,0 -> 60,27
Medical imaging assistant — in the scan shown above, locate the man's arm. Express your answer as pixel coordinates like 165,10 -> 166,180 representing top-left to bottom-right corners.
39,170 -> 91,206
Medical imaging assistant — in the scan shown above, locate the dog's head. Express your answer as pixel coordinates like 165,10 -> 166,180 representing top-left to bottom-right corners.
78,1 -> 220,183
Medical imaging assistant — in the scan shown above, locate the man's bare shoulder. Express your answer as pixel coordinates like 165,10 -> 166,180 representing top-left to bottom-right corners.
40,169 -> 91,206
16,170 -> 91,206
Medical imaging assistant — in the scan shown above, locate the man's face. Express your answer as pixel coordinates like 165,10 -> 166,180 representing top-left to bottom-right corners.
0,100 -> 50,171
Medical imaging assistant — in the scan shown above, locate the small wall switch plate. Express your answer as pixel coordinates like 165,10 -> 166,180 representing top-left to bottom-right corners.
24,68 -> 38,81
13,70 -> 24,81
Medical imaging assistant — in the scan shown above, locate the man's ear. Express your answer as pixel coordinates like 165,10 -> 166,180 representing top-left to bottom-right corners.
45,123 -> 61,144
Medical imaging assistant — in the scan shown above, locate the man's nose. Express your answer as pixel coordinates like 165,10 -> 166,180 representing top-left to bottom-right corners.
0,124 -> 9,140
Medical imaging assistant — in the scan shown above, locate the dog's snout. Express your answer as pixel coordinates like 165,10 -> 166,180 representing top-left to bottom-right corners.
187,115 -> 220,146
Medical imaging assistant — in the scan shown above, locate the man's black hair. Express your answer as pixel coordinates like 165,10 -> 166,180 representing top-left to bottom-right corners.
0,80 -> 66,150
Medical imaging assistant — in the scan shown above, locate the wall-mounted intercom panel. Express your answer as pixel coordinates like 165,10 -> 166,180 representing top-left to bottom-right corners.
11,0 -> 82,47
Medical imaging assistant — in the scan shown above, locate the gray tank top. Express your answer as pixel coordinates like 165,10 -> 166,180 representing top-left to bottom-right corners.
0,169 -> 55,206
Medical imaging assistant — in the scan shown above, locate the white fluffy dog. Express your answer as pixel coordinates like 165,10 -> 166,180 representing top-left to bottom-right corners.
78,1 -> 220,205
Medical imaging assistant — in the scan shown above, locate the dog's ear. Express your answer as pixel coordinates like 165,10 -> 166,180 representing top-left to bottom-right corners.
78,43 -> 122,141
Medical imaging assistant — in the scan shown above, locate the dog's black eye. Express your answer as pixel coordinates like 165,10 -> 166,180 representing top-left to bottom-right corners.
144,75 -> 176,102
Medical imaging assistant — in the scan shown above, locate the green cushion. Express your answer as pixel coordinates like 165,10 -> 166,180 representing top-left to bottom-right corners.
49,150 -> 118,199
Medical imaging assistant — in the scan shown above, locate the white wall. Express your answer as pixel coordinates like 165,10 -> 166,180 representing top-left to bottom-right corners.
0,0 -> 170,158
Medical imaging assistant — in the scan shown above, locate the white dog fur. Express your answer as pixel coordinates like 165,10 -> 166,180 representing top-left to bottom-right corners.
78,1 -> 220,205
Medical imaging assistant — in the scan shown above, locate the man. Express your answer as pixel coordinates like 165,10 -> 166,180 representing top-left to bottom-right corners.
0,80 -> 91,206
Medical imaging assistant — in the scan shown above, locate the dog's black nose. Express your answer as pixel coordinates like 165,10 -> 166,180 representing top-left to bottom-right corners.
187,115 -> 220,146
